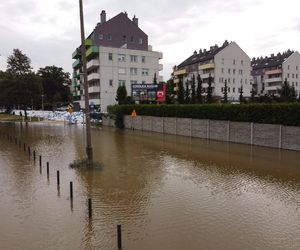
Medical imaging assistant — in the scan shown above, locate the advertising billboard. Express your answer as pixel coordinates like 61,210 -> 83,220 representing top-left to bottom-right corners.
131,83 -> 166,103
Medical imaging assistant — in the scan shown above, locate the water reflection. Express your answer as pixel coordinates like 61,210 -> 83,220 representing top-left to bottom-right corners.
0,122 -> 299,250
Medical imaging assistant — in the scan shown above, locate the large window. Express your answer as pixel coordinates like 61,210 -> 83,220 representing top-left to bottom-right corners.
118,54 -> 126,62
130,68 -> 138,75
141,56 -> 145,63
108,53 -> 113,61
118,80 -> 126,87
130,55 -> 138,63
142,68 -> 149,76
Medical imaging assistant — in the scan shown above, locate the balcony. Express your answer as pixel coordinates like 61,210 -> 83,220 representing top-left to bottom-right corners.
88,86 -> 100,93
174,69 -> 187,76
199,63 -> 215,70
264,77 -> 282,83
87,73 -> 100,82
73,72 -> 80,79
265,85 -> 279,91
72,59 -> 81,69
87,59 -> 100,70
86,46 -> 99,59
72,48 -> 81,59
201,72 -> 215,79
85,39 -> 93,47
158,64 -> 163,71
265,69 -> 282,75
89,99 -> 100,105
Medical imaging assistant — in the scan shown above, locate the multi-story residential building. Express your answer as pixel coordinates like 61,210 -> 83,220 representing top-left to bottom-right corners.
251,50 -> 300,96
72,11 -> 163,111
173,41 -> 251,101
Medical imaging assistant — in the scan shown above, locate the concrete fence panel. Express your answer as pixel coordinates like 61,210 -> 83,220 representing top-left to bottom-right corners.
176,118 -> 192,137
124,115 -> 132,129
152,117 -> 163,133
142,116 -> 152,131
191,119 -> 208,138
281,126 -> 300,150
132,116 -> 142,130
229,121 -> 251,144
163,117 -> 177,135
209,120 -> 228,142
253,123 -> 280,148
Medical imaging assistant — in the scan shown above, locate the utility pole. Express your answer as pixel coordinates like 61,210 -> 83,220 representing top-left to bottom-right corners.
79,0 -> 93,165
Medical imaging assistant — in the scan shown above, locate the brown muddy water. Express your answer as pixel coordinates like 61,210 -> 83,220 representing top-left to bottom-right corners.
0,122 -> 299,250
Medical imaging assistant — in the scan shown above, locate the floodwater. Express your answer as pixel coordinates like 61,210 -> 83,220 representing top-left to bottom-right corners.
0,122 -> 299,250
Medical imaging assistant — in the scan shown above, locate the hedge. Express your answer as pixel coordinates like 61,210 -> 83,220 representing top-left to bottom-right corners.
107,103 -> 300,128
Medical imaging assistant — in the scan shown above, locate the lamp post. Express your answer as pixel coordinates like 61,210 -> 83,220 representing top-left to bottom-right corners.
79,0 -> 93,165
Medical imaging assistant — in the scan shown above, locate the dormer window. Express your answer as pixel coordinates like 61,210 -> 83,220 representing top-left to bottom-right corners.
123,35 -> 127,42
138,38 -> 143,44
107,34 -> 112,41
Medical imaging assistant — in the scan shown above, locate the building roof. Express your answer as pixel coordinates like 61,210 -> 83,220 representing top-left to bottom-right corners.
177,40 -> 230,68
251,50 -> 294,70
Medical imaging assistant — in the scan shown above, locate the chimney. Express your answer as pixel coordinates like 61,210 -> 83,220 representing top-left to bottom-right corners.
203,49 -> 206,53
210,46 -> 214,51
100,10 -> 106,24
132,15 -> 139,26
193,50 -> 197,55
271,53 -> 274,57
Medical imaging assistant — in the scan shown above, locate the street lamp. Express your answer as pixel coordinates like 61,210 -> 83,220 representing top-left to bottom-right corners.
79,0 -> 93,165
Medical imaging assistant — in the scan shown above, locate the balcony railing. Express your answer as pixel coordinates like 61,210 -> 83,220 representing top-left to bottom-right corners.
87,59 -> 100,70
87,73 -> 100,82
72,48 -> 81,59
88,86 -> 100,93
201,72 -> 215,79
265,69 -> 282,75
199,63 -> 215,70
72,59 -> 81,69
174,69 -> 187,76
264,77 -> 282,83
86,46 -> 99,59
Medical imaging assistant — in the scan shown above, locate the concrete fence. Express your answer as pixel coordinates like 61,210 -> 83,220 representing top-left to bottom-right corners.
102,116 -> 300,151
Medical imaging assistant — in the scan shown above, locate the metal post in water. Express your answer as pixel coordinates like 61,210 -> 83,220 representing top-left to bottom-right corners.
88,198 -> 92,218
46,162 -> 49,178
33,150 -> 36,161
28,146 -> 31,157
70,182 -> 73,200
57,171 -> 60,186
39,155 -> 42,167
117,225 -> 122,250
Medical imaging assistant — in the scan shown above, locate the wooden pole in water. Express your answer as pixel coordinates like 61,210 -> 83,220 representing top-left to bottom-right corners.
33,150 -> 36,161
39,155 -> 42,167
57,171 -> 60,186
117,225 -> 122,250
46,162 -> 49,178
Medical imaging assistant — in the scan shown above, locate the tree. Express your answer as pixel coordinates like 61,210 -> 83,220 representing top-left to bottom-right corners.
166,78 -> 175,104
239,85 -> 244,103
6,49 -> 32,77
116,85 -> 127,105
190,74 -> 196,104
185,80 -> 190,104
206,73 -> 213,103
177,78 -> 184,104
37,66 -> 71,107
250,88 -> 256,102
153,73 -> 157,84
196,74 -> 203,103
278,78 -> 297,102
223,79 -> 228,103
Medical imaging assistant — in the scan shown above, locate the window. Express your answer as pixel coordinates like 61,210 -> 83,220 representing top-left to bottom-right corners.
118,80 -> 125,87
138,38 -> 143,44
107,33 -> 112,40
296,74 -> 298,79
221,87 -> 224,92
130,36 -> 134,43
123,35 -> 127,42
228,87 -> 230,92
288,65 -> 290,70
109,80 -> 113,87
228,69 -> 231,74
233,69 -> 236,75
233,59 -> 236,65
141,56 -> 145,63
118,54 -> 126,62
233,78 -> 235,84
130,80 -> 137,85
219,77 -> 223,83
228,78 -> 231,83
233,87 -> 235,93
292,74 -> 295,78
221,68 -> 224,73
222,58 -> 224,65
130,55 -> 138,62
118,68 -> 126,74
142,81 -> 146,84
287,73 -> 290,78
240,79 -> 243,84
108,53 -> 113,61
99,34 -> 103,40
142,68 -> 149,76
239,69 -> 243,75
241,60 -> 243,66
130,68 -> 138,75
296,66 -> 298,71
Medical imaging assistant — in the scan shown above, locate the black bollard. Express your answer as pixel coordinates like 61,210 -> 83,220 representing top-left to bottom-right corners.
33,150 -> 36,161
28,146 -> 31,156
46,162 -> 49,178
117,225 -> 122,249
57,171 -> 60,186
88,198 -> 92,218
70,182 -> 73,200
39,155 -> 42,167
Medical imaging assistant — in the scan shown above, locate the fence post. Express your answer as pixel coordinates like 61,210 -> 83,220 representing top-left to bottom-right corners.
70,182 -> 73,200
117,225 -> 122,250
88,198 -> 92,218
57,171 -> 60,186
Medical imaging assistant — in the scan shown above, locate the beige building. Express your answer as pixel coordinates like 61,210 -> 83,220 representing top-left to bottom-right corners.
174,41 -> 251,101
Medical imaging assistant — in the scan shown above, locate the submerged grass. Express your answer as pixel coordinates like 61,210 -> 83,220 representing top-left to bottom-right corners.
70,158 -> 103,170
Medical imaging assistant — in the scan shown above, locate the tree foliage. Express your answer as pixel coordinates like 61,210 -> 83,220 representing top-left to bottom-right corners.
6,49 -> 32,77
196,74 -> 203,103
223,79 -> 228,103
190,74 -> 196,104
206,73 -> 213,103
177,78 -> 184,104
116,85 -> 128,105
239,85 -> 244,103
278,78 -> 297,102
185,80 -> 190,104
166,78 -> 175,104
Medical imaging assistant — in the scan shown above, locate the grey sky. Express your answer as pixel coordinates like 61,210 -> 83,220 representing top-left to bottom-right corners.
0,0 -> 300,80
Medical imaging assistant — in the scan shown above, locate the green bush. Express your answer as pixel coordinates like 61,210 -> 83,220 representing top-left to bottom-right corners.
107,103 -> 300,128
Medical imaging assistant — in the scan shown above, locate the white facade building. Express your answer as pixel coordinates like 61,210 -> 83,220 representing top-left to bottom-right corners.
174,41 -> 251,101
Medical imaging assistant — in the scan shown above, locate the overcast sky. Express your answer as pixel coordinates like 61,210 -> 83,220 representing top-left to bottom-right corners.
0,0 -> 300,80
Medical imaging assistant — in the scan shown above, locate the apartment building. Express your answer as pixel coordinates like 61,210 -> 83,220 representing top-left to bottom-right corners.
174,41 -> 251,101
251,50 -> 300,95
72,11 -> 163,111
